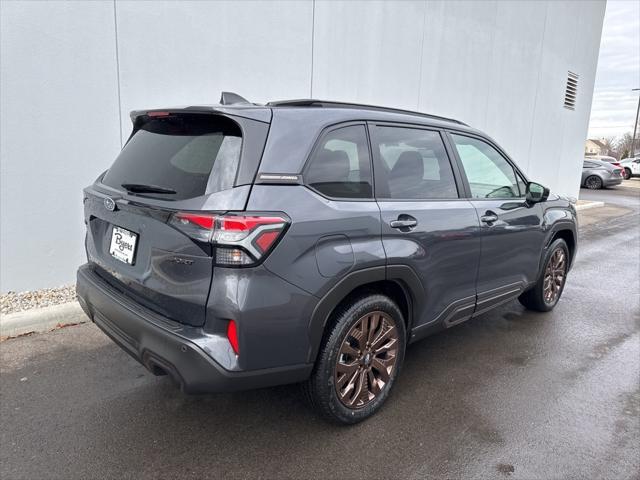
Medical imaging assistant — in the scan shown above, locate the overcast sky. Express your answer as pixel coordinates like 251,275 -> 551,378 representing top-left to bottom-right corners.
587,0 -> 640,139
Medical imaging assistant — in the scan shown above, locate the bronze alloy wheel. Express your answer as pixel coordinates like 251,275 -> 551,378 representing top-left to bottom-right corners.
543,248 -> 567,305
334,311 -> 399,409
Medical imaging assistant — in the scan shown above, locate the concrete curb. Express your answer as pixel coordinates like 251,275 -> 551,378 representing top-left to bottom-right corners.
575,200 -> 605,211
0,302 -> 87,338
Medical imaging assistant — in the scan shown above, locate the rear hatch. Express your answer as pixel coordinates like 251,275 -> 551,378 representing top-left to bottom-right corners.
83,111 -> 268,326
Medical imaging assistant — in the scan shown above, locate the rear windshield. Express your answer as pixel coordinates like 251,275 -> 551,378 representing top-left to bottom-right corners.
102,114 -> 242,200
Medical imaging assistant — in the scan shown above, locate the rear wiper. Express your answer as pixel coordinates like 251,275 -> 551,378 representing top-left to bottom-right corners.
121,183 -> 176,195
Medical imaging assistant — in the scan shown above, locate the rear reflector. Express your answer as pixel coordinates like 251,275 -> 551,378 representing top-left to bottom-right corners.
227,320 -> 239,355
169,212 -> 289,266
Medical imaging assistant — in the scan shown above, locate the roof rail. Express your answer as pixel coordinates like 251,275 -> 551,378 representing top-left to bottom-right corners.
266,99 -> 467,126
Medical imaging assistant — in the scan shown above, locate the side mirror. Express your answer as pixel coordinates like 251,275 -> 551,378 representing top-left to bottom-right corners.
526,182 -> 549,204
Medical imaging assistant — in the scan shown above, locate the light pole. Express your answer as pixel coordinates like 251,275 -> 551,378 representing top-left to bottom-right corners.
633,88 -> 640,157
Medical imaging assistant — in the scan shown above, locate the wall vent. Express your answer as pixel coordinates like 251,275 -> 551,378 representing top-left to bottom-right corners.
564,72 -> 578,110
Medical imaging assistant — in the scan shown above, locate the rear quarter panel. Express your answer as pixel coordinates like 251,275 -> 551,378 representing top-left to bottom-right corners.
246,185 -> 386,297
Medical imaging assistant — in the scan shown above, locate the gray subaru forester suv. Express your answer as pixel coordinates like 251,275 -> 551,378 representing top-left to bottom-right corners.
76,94 -> 578,424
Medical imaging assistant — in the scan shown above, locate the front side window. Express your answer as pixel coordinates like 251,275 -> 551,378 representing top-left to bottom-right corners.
372,127 -> 458,199
305,125 -> 372,199
451,134 -> 521,199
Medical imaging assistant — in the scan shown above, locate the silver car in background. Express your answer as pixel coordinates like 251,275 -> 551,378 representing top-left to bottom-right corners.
581,158 -> 623,189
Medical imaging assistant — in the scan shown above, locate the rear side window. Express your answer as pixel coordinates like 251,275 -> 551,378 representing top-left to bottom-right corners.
102,114 -> 242,200
451,134 -> 521,199
372,126 -> 458,199
305,125 -> 373,199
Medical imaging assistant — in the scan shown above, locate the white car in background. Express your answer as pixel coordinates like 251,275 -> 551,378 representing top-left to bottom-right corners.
620,157 -> 640,180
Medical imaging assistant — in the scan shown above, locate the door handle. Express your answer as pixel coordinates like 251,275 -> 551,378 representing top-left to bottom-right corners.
480,211 -> 499,224
390,216 -> 418,229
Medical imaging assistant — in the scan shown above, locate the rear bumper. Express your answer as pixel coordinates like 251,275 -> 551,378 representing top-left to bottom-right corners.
604,176 -> 623,186
76,264 -> 312,393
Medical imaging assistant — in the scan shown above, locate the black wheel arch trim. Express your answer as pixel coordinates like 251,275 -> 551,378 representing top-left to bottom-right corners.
539,220 -> 577,277
306,264 -> 424,363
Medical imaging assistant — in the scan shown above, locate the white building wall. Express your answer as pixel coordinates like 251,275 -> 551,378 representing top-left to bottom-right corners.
1,1 -> 121,293
0,0 -> 605,292
114,0 -> 314,145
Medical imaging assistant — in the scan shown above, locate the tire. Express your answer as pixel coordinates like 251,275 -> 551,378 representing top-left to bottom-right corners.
623,168 -> 632,180
304,294 -> 406,424
584,175 -> 603,190
518,238 -> 569,312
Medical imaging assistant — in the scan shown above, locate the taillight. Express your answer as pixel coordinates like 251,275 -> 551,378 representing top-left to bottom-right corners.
169,213 -> 216,242
169,212 -> 289,266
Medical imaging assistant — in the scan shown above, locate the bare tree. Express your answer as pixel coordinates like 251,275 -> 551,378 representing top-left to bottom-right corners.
601,136 -> 617,157
615,132 -> 634,160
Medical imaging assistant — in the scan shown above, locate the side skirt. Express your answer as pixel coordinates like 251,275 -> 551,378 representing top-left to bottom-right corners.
409,281 -> 525,343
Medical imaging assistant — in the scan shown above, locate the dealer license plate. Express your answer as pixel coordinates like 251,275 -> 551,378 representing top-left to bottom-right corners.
109,226 -> 138,265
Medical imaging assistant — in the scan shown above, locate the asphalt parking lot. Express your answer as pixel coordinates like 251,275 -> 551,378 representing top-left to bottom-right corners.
1,186 -> 639,480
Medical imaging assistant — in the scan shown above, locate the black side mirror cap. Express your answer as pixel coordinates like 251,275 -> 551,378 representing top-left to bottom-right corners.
526,182 -> 549,204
